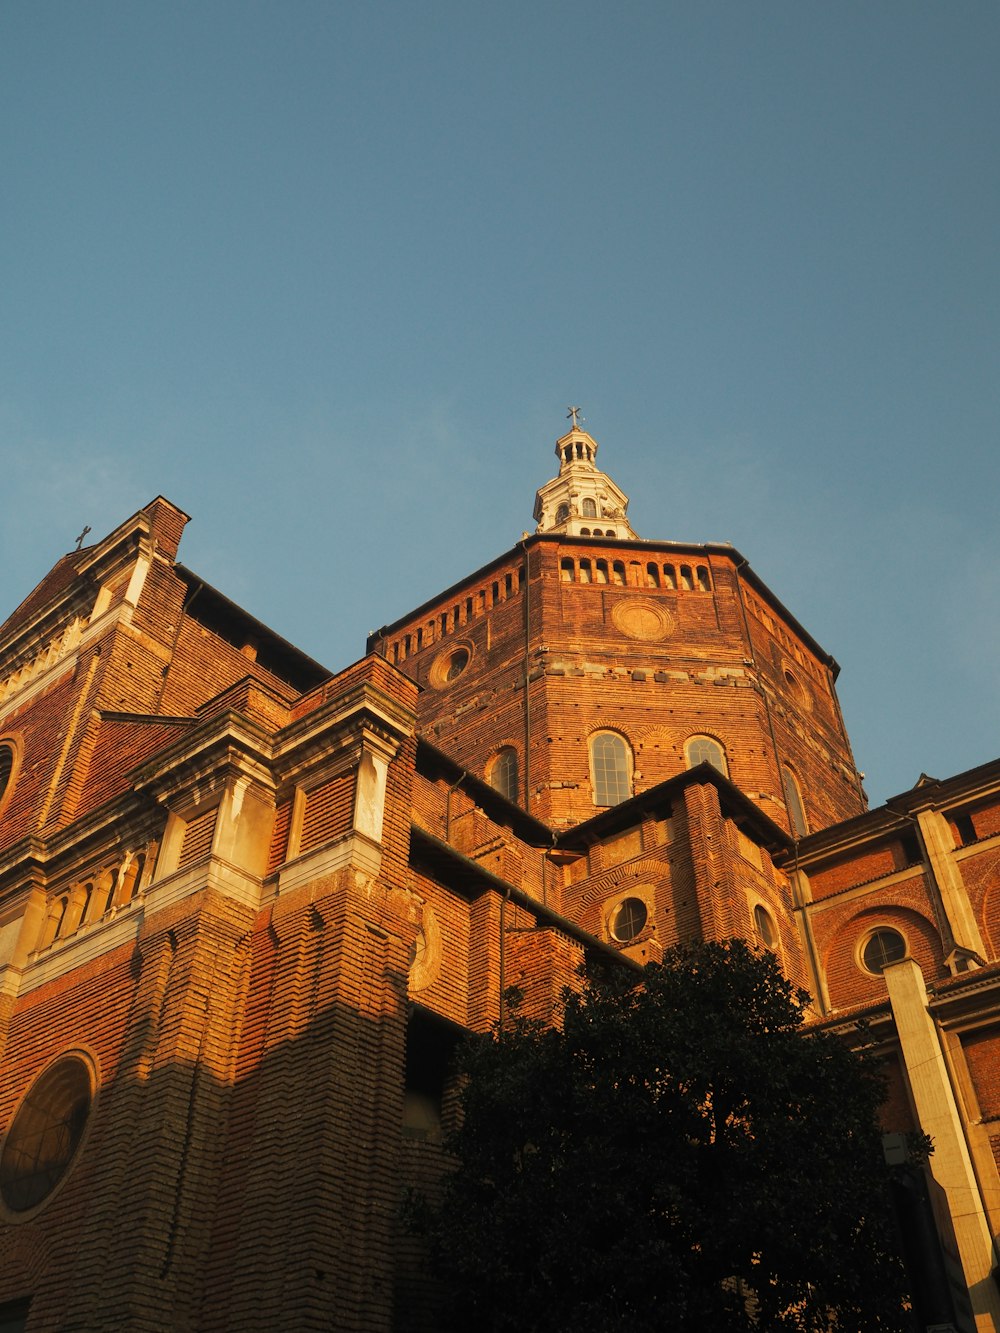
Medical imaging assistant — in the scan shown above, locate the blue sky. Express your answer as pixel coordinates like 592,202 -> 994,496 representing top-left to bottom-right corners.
2,2 -> 997,808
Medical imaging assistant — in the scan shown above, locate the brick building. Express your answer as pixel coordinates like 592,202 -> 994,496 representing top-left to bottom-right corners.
0,427 -> 998,1330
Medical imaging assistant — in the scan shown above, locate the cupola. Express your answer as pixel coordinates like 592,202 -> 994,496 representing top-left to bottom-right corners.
533,412 -> 638,540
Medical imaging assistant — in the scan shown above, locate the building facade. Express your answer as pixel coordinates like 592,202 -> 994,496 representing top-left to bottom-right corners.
0,431 -> 997,1331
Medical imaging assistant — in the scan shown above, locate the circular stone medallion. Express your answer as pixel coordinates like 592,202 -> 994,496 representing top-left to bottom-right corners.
611,600 -> 674,642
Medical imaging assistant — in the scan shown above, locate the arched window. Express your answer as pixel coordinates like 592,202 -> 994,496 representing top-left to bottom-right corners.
696,565 -> 712,591
489,748 -> 519,803
753,904 -> 778,949
0,744 -> 14,811
582,497 -> 597,517
560,558 -> 575,583
663,564 -> 677,589
684,735 -> 728,776
781,765 -> 808,836
612,561 -> 626,586
0,746 -> 12,791
555,502 -> 570,524
646,563 -> 660,588
589,732 -> 633,807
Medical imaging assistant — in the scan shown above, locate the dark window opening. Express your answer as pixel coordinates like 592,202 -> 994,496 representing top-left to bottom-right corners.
899,831 -> 922,867
954,813 -> 977,846
0,1298 -> 31,1333
403,1011 -> 461,1143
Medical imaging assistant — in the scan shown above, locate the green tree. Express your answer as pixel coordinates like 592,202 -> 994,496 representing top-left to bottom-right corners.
425,940 -> 911,1332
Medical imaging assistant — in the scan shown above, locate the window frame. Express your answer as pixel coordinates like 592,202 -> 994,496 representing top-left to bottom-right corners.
859,926 -> 908,976
589,731 -> 633,807
488,747 -> 519,804
609,896 -> 648,943
752,903 -> 778,950
0,739 -> 21,819
781,764 -> 808,837
0,1051 -> 97,1220
684,734 -> 728,776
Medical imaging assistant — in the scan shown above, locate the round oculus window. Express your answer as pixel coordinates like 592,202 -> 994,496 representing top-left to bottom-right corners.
445,648 -> 469,681
429,643 -> 473,689
610,897 -> 648,943
1,1056 -> 93,1214
861,928 -> 906,975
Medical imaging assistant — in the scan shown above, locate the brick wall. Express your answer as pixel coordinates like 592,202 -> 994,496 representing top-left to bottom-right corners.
376,538 -> 864,838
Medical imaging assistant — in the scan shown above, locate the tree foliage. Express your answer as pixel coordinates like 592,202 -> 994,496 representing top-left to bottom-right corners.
425,939 -> 910,1332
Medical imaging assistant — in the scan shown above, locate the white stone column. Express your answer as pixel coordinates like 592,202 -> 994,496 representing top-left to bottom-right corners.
353,745 -> 389,845
885,958 -> 1000,1330
917,809 -> 987,959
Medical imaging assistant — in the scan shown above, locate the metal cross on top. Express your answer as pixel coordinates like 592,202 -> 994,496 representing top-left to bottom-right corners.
566,405 -> 583,429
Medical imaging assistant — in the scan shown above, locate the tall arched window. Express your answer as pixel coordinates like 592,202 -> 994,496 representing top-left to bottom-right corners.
488,748 -> 519,803
684,735 -> 728,776
782,765 -> 808,837
0,743 -> 16,813
589,732 -> 632,807
582,497 -> 597,517
753,903 -> 778,949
